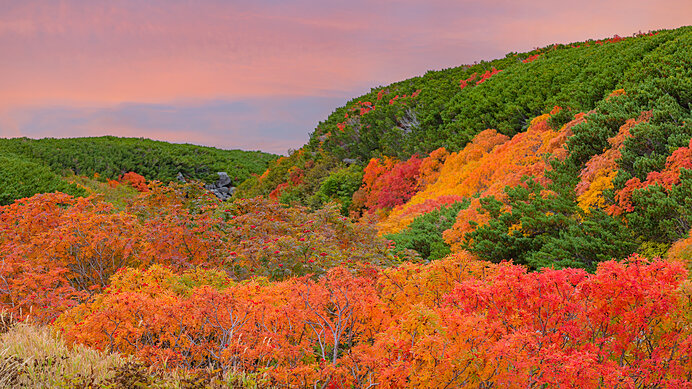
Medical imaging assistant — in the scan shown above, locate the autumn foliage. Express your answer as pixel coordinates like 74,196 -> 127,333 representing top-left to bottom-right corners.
1,27 -> 691,388
379,108 -> 574,242
53,254 -> 692,387
355,156 -> 424,214
119,171 -> 149,192
0,184 -> 394,324
611,138 -> 692,215
576,110 -> 652,212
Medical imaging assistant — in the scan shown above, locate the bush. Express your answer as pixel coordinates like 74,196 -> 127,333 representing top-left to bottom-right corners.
386,200 -> 469,260
0,153 -> 86,205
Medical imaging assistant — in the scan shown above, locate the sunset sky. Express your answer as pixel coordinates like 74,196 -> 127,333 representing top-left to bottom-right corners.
1,1 -> 690,154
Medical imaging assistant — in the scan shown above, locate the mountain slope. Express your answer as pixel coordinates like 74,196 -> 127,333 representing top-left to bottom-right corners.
238,26 -> 692,270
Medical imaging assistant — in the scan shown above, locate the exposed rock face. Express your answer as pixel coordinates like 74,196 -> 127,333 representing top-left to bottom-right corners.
176,172 -> 186,183
204,172 -> 236,201
217,172 -> 232,187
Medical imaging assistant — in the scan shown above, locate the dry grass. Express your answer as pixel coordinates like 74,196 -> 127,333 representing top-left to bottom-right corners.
0,313 -> 272,388
0,319 -> 129,388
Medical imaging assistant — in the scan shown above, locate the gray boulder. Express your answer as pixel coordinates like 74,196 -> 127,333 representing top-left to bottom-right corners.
217,172 -> 232,187
201,172 -> 236,201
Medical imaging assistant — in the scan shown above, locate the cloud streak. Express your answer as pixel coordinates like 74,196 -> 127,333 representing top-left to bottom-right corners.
0,97 -> 348,154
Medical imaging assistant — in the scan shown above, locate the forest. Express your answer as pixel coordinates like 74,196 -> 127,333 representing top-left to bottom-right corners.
0,26 -> 691,388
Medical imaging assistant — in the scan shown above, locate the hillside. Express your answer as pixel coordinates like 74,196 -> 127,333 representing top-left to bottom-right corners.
0,136 -> 278,205
238,26 -> 691,270
1,26 -> 691,388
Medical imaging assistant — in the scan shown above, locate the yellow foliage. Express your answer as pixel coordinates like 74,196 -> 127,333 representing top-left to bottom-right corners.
378,130 -> 509,234
577,169 -> 617,212
379,111 -> 578,249
667,229 -> 692,273
575,110 -> 652,212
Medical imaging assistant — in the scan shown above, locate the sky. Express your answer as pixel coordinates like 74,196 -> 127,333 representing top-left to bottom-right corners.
1,1 -> 690,154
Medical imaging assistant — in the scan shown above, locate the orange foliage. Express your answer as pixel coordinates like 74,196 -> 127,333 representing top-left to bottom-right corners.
128,184 -> 226,270
216,197 -> 392,280
56,254 -> 692,387
607,88 -> 627,99
357,147 -> 458,221
416,147 -> 449,189
57,265 -> 384,387
667,228 -> 692,270
268,182 -> 290,200
0,183 -> 395,324
0,193 -> 145,323
378,130 -> 509,234
576,110 -> 652,212
379,109 -> 576,239
0,184 -> 224,323
442,112 -> 575,250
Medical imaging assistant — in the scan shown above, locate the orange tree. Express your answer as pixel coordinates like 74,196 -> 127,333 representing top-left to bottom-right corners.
55,265 -> 385,387
0,193 -> 146,323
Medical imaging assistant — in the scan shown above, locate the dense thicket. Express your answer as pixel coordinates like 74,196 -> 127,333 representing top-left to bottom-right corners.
1,27 -> 692,388
0,154 -> 86,205
0,136 -> 277,185
239,26 -> 691,270
238,28 -> 689,206
2,186 -> 692,388
385,200 -> 469,260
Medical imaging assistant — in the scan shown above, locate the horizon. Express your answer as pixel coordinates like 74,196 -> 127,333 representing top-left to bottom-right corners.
1,1 -> 690,155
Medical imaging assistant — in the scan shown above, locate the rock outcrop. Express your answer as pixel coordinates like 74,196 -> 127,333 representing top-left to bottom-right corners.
204,172 -> 236,201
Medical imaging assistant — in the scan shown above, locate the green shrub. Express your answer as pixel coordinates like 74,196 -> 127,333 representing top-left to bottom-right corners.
0,154 -> 86,205
386,200 -> 469,260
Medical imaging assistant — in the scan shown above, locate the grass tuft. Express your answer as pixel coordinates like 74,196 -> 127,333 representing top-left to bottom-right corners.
0,312 -> 272,388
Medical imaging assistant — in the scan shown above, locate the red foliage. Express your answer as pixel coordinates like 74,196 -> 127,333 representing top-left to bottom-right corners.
0,194 -> 142,323
522,54 -> 541,63
55,254 -> 692,387
0,184 -> 227,323
349,100 -> 375,116
459,72 -> 477,90
389,90 -> 421,105
475,68 -> 502,85
119,172 -> 149,192
359,156 -> 424,213
459,68 -> 502,89
611,138 -> 692,215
